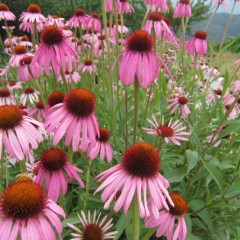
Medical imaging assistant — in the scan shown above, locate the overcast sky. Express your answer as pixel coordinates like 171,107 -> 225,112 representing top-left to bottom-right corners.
171,0 -> 240,14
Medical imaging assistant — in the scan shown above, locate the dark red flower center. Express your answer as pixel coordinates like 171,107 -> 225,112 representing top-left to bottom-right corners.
118,19 -> 122,25
84,59 -> 93,66
65,88 -> 96,117
98,34 -> 106,41
0,3 -> 9,11
36,101 -> 44,109
14,45 -> 27,55
238,97 -> 240,104
0,88 -> 10,97
77,40 -> 82,46
9,81 -> 17,86
21,36 -> 29,41
158,125 -> 174,137
225,104 -> 231,110
194,31 -> 207,40
127,30 -> 153,52
91,13 -> 100,19
40,148 -> 67,171
83,223 -> 104,240
148,12 -> 163,22
168,192 -> 188,216
74,8 -> 86,16
178,96 -> 188,104
27,4 -> 41,13
2,181 -> 46,219
120,0 -> 127,2
180,0 -> 190,4
163,17 -> 171,26
97,127 -> 110,142
107,20 -> 114,27
214,89 -> 222,96
122,142 -> 160,178
19,56 -> 33,66
51,15 -> 59,19
0,106 -> 23,130
41,26 -> 64,46
47,91 -> 65,107
24,87 -> 35,94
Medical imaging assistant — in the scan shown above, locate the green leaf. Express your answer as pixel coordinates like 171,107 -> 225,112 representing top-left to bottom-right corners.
114,212 -> 131,240
201,160 -> 224,191
164,167 -> 185,183
186,150 -> 199,175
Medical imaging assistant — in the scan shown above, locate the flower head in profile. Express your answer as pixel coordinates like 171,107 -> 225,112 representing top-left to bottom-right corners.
88,126 -> 113,162
143,115 -> 190,145
8,45 -> 31,67
0,88 -> 16,106
144,0 -> 169,12
0,105 -> 44,160
68,210 -> 118,240
45,88 -> 99,152
34,148 -> 84,201
67,8 -> 88,29
7,81 -> 22,92
145,192 -> 188,240
32,25 -> 79,75
0,180 -> 65,240
95,142 -> 174,218
46,14 -> 65,27
116,0 -> 134,14
0,3 -> 16,21
186,30 -> 208,56
86,13 -> 102,32
20,87 -> 39,105
118,30 -> 170,88
173,0 -> 192,18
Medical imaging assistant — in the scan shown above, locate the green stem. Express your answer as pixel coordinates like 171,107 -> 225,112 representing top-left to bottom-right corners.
181,17 -> 186,70
141,6 -> 150,29
68,147 -> 73,163
132,195 -> 140,240
125,89 -> 129,150
0,151 -> 3,193
83,159 -> 92,211
19,160 -> 26,173
133,79 -> 140,143
143,228 -> 156,240
60,67 -> 69,93
218,1 -> 236,53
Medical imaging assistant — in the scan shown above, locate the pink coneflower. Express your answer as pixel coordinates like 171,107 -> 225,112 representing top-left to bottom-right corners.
167,94 -> 191,118
117,19 -> 129,34
8,45 -> 31,67
143,115 -> 190,145
86,13 -> 102,32
0,88 -> 16,105
173,0 -> 192,18
145,192 -> 188,240
118,30 -> 170,88
46,15 -> 65,27
144,0 -> 169,12
68,210 -> 118,239
212,0 -> 228,7
0,3 -> 16,21
88,127 -> 113,162
46,91 -> 65,109
67,8 -> 88,29
186,31 -> 208,56
0,180 -> 65,240
19,35 -> 33,47
58,69 -> 81,84
95,142 -> 174,218
18,55 -> 41,82
7,81 -> 22,91
32,25 -> 79,75
233,80 -> 240,91
143,12 -> 173,41
116,0 -> 134,14
0,105 -> 44,160
207,126 -> 231,147
105,0 -> 114,12
45,88 -> 99,152
80,59 -> 97,74
94,34 -> 115,55
223,93 -> 238,119
34,148 -> 84,201
20,87 -> 39,105
19,4 -> 46,28
28,101 -> 46,121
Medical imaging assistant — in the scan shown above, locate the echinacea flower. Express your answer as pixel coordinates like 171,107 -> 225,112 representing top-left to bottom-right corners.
143,12 -> 173,41
0,3 -> 16,21
67,8 -> 88,29
173,0 -> 192,18
20,87 -> 39,105
46,15 -> 65,27
7,81 -> 22,91
68,210 -> 118,240
88,127 -> 113,162
167,94 -> 191,118
0,180 -> 65,240
144,0 -> 169,12
207,126 -> 231,147
186,31 -> 208,56
28,101 -> 46,121
18,35 -> 33,47
18,55 -> 41,82
0,105 -> 44,160
116,0 -> 135,14
32,25 -> 79,75
86,13 -> 102,32
58,69 -> 81,84
145,192 -> 188,240
8,45 -> 31,67
0,88 -> 16,106
46,91 -> 65,114
118,30 -> 170,88
143,115 -> 190,145
105,0 -> 114,12
80,59 -> 97,74
34,148 -> 84,201
95,142 -> 174,218
45,88 -> 99,152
